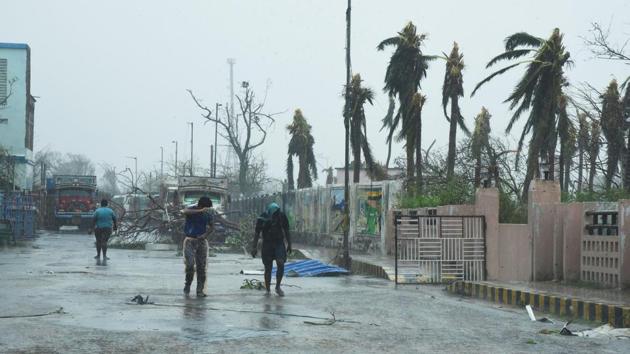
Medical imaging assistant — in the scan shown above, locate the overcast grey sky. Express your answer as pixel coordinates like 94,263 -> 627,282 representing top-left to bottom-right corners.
2,0 -> 629,183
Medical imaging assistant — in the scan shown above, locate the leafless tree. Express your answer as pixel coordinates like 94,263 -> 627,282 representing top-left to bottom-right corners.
54,153 -> 95,176
188,84 -> 279,196
584,22 -> 630,64
99,163 -> 120,196
0,146 -> 16,191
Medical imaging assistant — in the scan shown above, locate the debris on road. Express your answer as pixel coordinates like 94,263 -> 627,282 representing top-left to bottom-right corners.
272,259 -> 349,277
240,279 -> 265,290
525,304 -> 554,323
304,312 -> 336,326
560,321 -> 575,336
573,324 -> 630,339
0,307 -> 66,319
131,295 -> 154,304
240,269 -> 264,275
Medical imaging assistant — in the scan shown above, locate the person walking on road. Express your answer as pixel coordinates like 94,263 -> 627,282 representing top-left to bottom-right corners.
92,199 -> 118,261
251,202 -> 292,297
182,196 -> 214,297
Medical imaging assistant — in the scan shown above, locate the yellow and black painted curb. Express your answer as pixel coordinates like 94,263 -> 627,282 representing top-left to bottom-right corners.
446,281 -> 630,328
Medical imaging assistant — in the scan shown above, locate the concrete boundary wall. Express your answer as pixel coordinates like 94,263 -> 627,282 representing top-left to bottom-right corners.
228,181 -> 402,254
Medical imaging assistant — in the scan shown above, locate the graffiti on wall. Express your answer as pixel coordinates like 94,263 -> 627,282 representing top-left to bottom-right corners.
356,188 -> 382,236
329,187 -> 345,234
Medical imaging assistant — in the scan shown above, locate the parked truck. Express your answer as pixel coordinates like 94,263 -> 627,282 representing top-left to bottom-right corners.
46,175 -> 97,230
176,176 -> 229,213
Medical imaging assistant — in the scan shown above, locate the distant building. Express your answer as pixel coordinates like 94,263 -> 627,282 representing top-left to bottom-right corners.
334,167 -> 404,185
0,43 -> 35,191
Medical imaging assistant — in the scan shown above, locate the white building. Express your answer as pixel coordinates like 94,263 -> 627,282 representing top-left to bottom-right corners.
334,167 -> 404,185
0,43 -> 35,191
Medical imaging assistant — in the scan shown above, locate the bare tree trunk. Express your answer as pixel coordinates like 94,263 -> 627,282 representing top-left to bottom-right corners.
558,143 -> 567,192
415,111 -> 422,195
406,138 -> 415,187
353,147 -> 361,184
577,146 -> 584,192
342,0 -> 352,270
474,157 -> 481,188
625,131 -> 630,191
446,96 -> 459,181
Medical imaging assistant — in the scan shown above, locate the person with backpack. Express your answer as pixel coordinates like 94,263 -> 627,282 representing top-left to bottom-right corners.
92,199 -> 118,261
251,202 -> 292,296
181,196 -> 214,297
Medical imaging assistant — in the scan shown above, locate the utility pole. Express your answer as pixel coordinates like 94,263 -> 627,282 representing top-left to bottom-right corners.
172,140 -> 178,177
188,122 -> 194,176
160,146 -> 164,180
210,145 -> 214,177
214,103 -> 222,178
342,0 -> 352,270
227,58 -> 235,117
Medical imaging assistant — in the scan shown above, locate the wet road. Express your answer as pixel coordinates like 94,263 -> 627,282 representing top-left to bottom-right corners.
0,233 -> 627,354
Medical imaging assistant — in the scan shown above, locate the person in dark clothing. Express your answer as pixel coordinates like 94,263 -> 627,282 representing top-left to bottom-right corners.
251,202 -> 292,296
182,196 -> 214,297
92,199 -> 117,261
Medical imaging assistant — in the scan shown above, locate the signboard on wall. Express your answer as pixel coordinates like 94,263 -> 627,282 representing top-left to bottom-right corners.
356,188 -> 382,236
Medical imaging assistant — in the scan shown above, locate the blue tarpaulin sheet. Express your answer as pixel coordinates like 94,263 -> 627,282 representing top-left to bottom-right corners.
272,259 -> 349,277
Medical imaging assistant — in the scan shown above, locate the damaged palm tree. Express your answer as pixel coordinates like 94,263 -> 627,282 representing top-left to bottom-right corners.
286,109 -> 318,190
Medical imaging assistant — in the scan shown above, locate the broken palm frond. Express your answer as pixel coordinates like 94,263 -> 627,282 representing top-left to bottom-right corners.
304,312 -> 336,325
0,307 -> 66,319
240,279 -> 265,290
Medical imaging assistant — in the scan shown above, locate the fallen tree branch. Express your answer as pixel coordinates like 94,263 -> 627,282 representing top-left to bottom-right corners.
0,307 -> 66,319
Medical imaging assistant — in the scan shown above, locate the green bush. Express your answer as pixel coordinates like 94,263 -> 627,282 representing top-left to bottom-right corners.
499,189 -> 527,224
398,179 -> 474,209
563,188 -> 630,203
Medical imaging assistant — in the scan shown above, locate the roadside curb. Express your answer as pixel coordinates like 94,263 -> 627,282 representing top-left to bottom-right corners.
446,280 -> 630,328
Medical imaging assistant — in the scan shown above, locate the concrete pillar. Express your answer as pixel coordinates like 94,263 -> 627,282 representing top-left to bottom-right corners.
474,187 -> 499,280
618,200 -> 630,288
563,203 -> 584,282
528,179 -> 561,282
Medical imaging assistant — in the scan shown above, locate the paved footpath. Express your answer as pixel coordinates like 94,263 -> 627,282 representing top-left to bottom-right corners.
0,233 -> 628,354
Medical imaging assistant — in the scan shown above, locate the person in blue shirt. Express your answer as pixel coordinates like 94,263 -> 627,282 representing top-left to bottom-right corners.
181,196 -> 214,297
92,199 -> 118,261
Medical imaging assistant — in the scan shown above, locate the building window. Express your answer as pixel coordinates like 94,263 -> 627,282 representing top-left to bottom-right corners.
0,58 -> 7,105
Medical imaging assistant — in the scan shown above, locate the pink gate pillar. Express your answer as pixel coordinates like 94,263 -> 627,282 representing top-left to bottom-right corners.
474,187 -> 499,280
618,200 -> 630,288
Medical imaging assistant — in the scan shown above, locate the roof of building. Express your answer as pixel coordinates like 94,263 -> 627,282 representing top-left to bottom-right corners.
0,43 -> 30,50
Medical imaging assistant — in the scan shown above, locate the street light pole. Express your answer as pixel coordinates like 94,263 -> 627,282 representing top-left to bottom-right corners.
160,146 -> 164,180
172,140 -> 178,177
214,103 -> 222,178
125,156 -> 138,191
188,122 -> 194,177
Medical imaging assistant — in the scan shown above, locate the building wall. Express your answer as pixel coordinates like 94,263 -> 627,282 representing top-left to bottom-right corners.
497,223 -> 531,281
0,44 -> 33,190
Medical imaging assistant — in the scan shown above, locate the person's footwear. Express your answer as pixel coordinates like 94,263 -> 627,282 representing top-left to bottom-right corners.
264,289 -> 271,297
94,255 -> 100,259
103,256 -> 110,260
184,272 -> 194,295
196,290 -> 207,298
275,287 -> 285,297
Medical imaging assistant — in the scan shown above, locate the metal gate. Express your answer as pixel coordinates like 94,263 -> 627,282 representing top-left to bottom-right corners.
1,192 -> 37,241
394,213 -> 485,284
